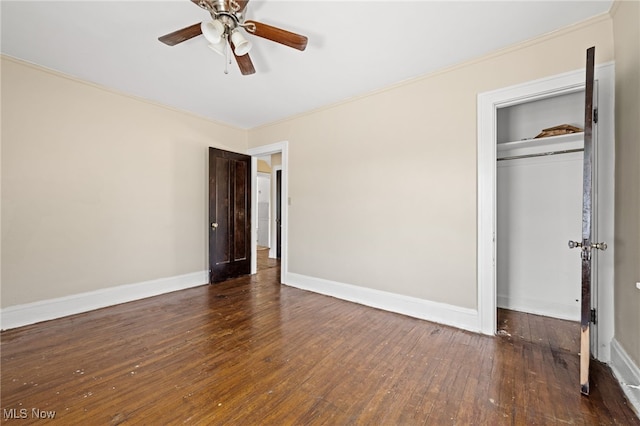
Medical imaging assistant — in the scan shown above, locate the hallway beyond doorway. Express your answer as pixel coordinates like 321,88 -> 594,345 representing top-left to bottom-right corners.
257,245 -> 279,272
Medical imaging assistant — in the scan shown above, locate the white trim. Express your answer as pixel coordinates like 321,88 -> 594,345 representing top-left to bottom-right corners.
477,63 -> 615,362
285,272 -> 480,333
0,271 -> 208,330
247,142 -> 289,280
610,338 -> 640,417
591,63 -> 616,362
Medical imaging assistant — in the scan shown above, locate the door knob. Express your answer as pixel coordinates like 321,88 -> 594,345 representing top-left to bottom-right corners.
568,240 -> 583,249
569,240 -> 607,251
211,222 -> 218,229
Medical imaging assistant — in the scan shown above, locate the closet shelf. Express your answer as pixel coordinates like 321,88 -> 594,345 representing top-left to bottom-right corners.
497,132 -> 584,160
498,132 -> 584,152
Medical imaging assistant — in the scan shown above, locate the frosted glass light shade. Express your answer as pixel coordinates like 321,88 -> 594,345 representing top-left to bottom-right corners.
201,20 -> 225,44
230,30 -> 252,56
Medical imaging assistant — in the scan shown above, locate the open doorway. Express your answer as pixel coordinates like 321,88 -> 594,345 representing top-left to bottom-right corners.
248,141 -> 289,282
255,154 -> 282,272
256,159 -> 272,250
477,63 -> 614,362
495,91 -> 585,322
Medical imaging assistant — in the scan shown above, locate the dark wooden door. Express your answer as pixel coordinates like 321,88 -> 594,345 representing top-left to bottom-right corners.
276,169 -> 282,259
209,148 -> 252,283
569,46 -> 607,395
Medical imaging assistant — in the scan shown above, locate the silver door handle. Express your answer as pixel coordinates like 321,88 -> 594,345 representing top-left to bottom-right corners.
211,222 -> 218,229
568,240 -> 583,248
568,240 -> 607,251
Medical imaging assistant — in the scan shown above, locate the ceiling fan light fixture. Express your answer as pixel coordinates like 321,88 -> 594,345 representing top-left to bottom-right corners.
230,29 -> 252,56
201,20 -> 225,44
158,0 -> 309,76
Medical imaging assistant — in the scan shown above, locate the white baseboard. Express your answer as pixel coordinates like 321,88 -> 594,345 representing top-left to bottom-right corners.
497,294 -> 579,321
284,272 -> 480,333
0,271 -> 209,331
610,338 -> 640,417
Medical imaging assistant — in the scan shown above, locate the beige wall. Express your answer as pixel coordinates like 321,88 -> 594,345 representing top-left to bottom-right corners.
612,0 -> 640,367
249,16 -> 614,309
1,9 -> 631,341
271,153 -> 282,167
257,159 -> 272,173
1,57 -> 247,307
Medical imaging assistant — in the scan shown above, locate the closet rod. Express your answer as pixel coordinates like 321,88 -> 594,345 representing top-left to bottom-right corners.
497,148 -> 584,162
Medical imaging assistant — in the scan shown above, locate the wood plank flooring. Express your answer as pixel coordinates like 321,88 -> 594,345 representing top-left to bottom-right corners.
1,253 -> 638,424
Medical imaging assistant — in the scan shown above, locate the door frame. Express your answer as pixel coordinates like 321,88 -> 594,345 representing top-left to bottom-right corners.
477,63 -> 615,362
247,141 -> 289,280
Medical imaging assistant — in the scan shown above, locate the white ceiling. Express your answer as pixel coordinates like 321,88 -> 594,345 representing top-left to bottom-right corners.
1,1 -> 613,129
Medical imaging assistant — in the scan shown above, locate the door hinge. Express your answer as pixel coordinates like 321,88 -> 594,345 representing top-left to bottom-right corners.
593,108 -> 598,124
590,308 -> 597,324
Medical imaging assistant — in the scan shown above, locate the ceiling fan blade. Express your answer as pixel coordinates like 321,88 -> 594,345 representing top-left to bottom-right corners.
230,42 -> 256,75
244,20 -> 308,51
158,23 -> 202,46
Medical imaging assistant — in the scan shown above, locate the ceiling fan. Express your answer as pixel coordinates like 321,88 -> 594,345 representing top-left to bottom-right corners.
158,0 -> 308,75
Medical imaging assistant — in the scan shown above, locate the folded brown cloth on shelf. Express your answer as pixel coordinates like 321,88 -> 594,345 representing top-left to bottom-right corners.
534,124 -> 582,138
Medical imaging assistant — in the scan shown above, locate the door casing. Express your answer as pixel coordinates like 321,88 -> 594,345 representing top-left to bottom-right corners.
477,63 -> 615,362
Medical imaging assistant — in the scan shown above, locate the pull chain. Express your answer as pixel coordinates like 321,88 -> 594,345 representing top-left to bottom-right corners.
223,37 -> 230,74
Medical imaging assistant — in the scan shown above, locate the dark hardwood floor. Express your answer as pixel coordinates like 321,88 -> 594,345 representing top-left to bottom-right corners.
1,251 -> 637,424
256,246 -> 279,272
